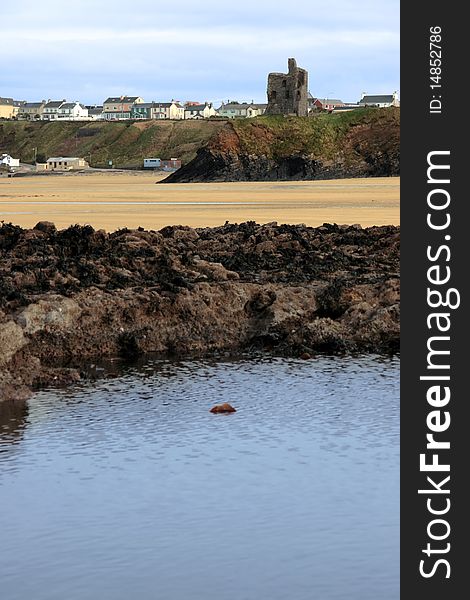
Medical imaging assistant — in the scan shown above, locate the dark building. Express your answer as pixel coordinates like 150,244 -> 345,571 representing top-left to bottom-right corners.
266,58 -> 308,117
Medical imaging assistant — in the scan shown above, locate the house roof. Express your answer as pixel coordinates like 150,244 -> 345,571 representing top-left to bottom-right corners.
0,97 -> 15,105
314,98 -> 344,105
44,101 -> 65,108
59,102 -> 86,109
23,102 -> 45,109
185,104 -> 207,111
359,94 -> 395,104
47,157 -> 82,161
88,108 -> 103,115
220,102 -> 250,110
104,96 -> 142,104
152,102 -> 183,108
250,103 -> 267,109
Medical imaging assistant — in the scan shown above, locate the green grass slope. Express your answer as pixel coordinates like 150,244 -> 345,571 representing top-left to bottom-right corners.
0,119 -> 227,168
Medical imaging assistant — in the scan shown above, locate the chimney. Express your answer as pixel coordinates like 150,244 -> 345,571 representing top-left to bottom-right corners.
361,92 -> 366,100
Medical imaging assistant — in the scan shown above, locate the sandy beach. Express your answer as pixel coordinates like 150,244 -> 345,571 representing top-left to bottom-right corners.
0,171 -> 399,230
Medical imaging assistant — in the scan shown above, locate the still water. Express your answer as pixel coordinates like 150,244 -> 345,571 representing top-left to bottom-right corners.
0,356 -> 399,600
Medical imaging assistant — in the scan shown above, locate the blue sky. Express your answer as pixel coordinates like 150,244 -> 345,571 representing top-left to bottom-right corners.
1,0 -> 399,105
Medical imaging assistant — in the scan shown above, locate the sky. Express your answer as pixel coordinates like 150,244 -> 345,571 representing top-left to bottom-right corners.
1,0 -> 399,106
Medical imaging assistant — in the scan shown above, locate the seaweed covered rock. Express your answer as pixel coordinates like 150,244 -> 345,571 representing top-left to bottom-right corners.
0,221 -> 400,401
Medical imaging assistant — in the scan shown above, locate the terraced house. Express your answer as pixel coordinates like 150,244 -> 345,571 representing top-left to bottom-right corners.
42,100 -> 67,120
153,101 -> 185,120
0,97 -> 24,119
184,102 -> 217,119
19,101 -> 45,120
57,102 -> 88,120
102,96 -> 144,120
217,101 -> 267,118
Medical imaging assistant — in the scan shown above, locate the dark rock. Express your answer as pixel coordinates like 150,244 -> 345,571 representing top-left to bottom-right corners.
210,402 -> 237,414
33,221 -> 56,234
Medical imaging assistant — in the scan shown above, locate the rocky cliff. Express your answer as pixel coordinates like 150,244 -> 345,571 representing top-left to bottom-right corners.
163,108 -> 400,182
0,221 -> 399,402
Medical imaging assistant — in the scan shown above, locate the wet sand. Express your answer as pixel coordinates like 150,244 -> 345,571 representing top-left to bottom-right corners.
0,171 -> 399,230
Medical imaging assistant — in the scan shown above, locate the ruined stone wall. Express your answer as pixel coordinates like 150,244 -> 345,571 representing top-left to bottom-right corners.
266,58 -> 308,117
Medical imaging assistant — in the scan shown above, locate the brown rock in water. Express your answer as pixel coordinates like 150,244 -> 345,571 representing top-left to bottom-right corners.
299,352 -> 312,360
210,402 -> 237,414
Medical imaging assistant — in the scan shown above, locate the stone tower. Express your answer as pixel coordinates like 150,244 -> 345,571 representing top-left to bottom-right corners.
266,58 -> 308,117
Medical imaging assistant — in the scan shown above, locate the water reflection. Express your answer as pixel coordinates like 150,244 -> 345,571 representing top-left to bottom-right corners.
0,399 -> 29,454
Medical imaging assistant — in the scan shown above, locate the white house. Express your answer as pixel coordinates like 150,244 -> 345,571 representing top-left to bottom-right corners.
86,106 -> 104,120
0,154 -> 20,168
57,102 -> 89,120
217,101 -> 266,118
156,102 -> 185,120
42,100 -> 67,120
218,101 -> 251,118
184,102 -> 217,119
247,103 -> 267,118
359,92 -> 400,108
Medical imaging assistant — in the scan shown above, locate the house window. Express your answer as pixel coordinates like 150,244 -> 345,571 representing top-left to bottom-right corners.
282,80 -> 287,87
285,90 -> 290,99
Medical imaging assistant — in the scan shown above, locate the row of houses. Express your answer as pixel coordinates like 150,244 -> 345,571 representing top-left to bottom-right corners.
1,96 -> 269,121
310,92 -> 400,112
1,92 -> 399,122
100,97 -> 268,120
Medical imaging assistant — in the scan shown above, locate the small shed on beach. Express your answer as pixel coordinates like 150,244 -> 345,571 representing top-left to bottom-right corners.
144,158 -> 162,169
45,157 -> 89,171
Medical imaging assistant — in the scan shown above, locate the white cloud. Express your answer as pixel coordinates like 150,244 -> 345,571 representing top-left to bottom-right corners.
0,1 -> 399,103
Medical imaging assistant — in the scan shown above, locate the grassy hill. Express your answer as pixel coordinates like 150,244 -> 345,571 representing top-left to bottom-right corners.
231,107 -> 399,161
0,119 -> 227,168
0,108 -> 399,178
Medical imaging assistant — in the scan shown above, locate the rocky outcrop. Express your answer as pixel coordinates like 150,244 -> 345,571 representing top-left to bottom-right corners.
0,221 -> 400,402
163,108 -> 400,183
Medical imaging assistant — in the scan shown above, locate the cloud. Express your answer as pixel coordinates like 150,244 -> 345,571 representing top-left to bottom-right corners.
0,1 -> 399,103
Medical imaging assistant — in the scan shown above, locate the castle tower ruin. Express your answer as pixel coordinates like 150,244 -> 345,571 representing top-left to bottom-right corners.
266,58 -> 308,117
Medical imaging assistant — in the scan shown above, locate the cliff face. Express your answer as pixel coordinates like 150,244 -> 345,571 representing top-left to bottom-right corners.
163,108 -> 400,182
0,221 -> 399,402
